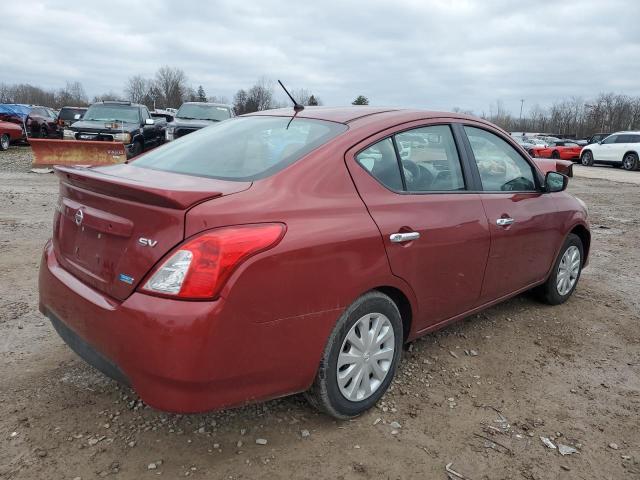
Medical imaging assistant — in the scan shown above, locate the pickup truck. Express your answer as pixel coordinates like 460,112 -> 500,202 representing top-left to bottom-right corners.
165,102 -> 233,141
62,101 -> 165,158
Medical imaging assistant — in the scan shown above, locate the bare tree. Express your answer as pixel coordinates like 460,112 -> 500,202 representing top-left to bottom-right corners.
154,66 -> 188,109
125,75 -> 152,105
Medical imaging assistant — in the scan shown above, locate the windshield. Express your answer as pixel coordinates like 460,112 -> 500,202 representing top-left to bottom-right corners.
84,105 -> 140,123
59,108 -> 86,120
134,116 -> 347,181
176,104 -> 232,121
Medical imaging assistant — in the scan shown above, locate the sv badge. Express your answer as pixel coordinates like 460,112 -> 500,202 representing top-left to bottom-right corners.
138,237 -> 158,247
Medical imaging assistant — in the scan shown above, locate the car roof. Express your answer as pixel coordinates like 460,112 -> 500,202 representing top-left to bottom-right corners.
611,131 -> 640,135
247,106 -> 483,126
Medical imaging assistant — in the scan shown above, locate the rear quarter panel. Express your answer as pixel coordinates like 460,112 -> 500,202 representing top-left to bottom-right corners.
185,137 -> 417,325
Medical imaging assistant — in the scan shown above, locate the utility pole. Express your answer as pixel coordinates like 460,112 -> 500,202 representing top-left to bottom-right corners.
519,99 -> 525,130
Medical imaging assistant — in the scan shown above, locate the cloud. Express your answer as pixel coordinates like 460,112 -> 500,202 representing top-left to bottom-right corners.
1,0 -> 639,114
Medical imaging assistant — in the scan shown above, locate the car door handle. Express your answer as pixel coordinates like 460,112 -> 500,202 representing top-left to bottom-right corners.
390,232 -> 420,243
496,218 -> 515,226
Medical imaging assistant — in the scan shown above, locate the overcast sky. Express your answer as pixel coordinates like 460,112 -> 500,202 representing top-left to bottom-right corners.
2,0 -> 639,114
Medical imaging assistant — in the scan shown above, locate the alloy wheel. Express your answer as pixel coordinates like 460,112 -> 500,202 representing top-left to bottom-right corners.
337,313 -> 395,402
556,245 -> 581,296
581,152 -> 592,166
0,134 -> 9,150
623,154 -> 636,171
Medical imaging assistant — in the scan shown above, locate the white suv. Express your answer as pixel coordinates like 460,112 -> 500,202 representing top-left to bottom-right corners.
580,131 -> 640,171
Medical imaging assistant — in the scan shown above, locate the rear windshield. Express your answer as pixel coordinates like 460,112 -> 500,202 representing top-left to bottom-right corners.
84,105 -> 140,123
133,116 -> 348,181
176,104 -> 232,122
59,108 -> 86,120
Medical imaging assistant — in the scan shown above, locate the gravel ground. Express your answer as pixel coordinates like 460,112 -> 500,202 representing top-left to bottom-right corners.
1,146 -> 639,479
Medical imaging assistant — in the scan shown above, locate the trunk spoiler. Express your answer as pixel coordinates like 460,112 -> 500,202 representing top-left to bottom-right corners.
55,165 -> 249,209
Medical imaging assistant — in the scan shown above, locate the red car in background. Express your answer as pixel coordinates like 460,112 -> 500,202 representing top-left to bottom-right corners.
531,141 -> 582,161
0,120 -> 24,150
39,107 -> 590,418
26,106 -> 59,138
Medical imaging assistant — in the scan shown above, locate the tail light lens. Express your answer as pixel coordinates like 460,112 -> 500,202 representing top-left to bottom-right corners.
140,223 -> 285,300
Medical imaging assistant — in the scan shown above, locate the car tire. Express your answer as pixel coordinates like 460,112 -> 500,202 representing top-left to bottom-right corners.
130,140 -> 143,158
622,153 -> 638,171
305,291 -> 403,419
40,127 -> 48,139
551,150 -> 560,159
581,151 -> 594,166
0,134 -> 9,151
537,233 -> 584,305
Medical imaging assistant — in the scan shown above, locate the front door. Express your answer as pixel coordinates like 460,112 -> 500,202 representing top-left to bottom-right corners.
346,123 -> 490,330
462,125 -> 564,301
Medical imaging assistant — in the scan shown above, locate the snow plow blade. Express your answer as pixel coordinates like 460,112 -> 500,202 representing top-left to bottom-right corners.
30,139 -> 127,167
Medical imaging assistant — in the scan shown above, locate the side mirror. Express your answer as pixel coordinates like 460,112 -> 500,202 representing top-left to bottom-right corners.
145,118 -> 155,125
73,114 -> 81,120
544,171 -> 568,193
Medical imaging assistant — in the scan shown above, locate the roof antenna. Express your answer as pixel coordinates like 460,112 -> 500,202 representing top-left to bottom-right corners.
278,80 -> 304,113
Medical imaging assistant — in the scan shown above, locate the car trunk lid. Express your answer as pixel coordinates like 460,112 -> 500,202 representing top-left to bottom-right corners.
52,164 -> 251,300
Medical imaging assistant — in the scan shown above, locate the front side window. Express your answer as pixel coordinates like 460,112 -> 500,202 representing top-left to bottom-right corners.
394,125 -> 465,191
602,135 -> 617,144
464,126 -> 537,192
134,116 -> 347,181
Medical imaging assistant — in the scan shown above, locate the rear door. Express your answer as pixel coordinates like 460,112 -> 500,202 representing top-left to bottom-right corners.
345,121 -> 490,330
460,125 -> 563,301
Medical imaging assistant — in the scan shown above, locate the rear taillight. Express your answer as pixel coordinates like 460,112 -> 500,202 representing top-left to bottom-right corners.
140,223 -> 285,300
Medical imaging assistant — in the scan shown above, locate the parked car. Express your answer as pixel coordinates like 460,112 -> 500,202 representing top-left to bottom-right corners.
62,101 -> 165,158
56,106 -> 87,136
580,131 -> 640,170
165,102 -> 234,141
26,106 -> 59,138
39,107 -> 590,418
530,141 -> 582,161
0,104 -> 31,127
0,121 -> 24,150
585,132 -> 612,145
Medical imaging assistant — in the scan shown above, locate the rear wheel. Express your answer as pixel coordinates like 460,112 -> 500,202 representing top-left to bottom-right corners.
305,291 -> 403,419
537,233 -> 583,305
622,153 -> 638,171
581,151 -> 594,166
0,134 -> 9,151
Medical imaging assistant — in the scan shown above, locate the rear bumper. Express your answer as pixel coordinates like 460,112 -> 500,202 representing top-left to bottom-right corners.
39,240 -> 337,413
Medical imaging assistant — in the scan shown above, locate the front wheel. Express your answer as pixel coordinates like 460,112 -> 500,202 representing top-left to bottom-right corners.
622,153 -> 638,171
551,150 -> 560,159
305,291 -> 403,419
0,134 -> 9,151
537,233 -> 584,305
581,151 -> 594,166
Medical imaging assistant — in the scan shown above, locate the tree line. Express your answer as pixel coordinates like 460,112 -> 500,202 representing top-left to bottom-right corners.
2,67 -> 639,137
458,93 -> 640,138
0,67 -> 324,116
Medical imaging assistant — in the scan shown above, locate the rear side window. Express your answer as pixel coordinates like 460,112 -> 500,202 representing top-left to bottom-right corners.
630,135 -> 640,143
395,125 -> 465,191
134,116 -> 347,181
356,125 -> 466,192
464,126 -> 536,192
356,138 -> 403,190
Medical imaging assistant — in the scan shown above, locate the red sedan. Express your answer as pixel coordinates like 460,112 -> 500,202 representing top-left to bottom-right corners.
531,141 -> 582,161
0,120 -> 24,150
39,107 -> 590,418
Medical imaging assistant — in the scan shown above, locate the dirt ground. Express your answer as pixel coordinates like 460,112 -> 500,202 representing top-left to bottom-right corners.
1,145 -> 638,480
